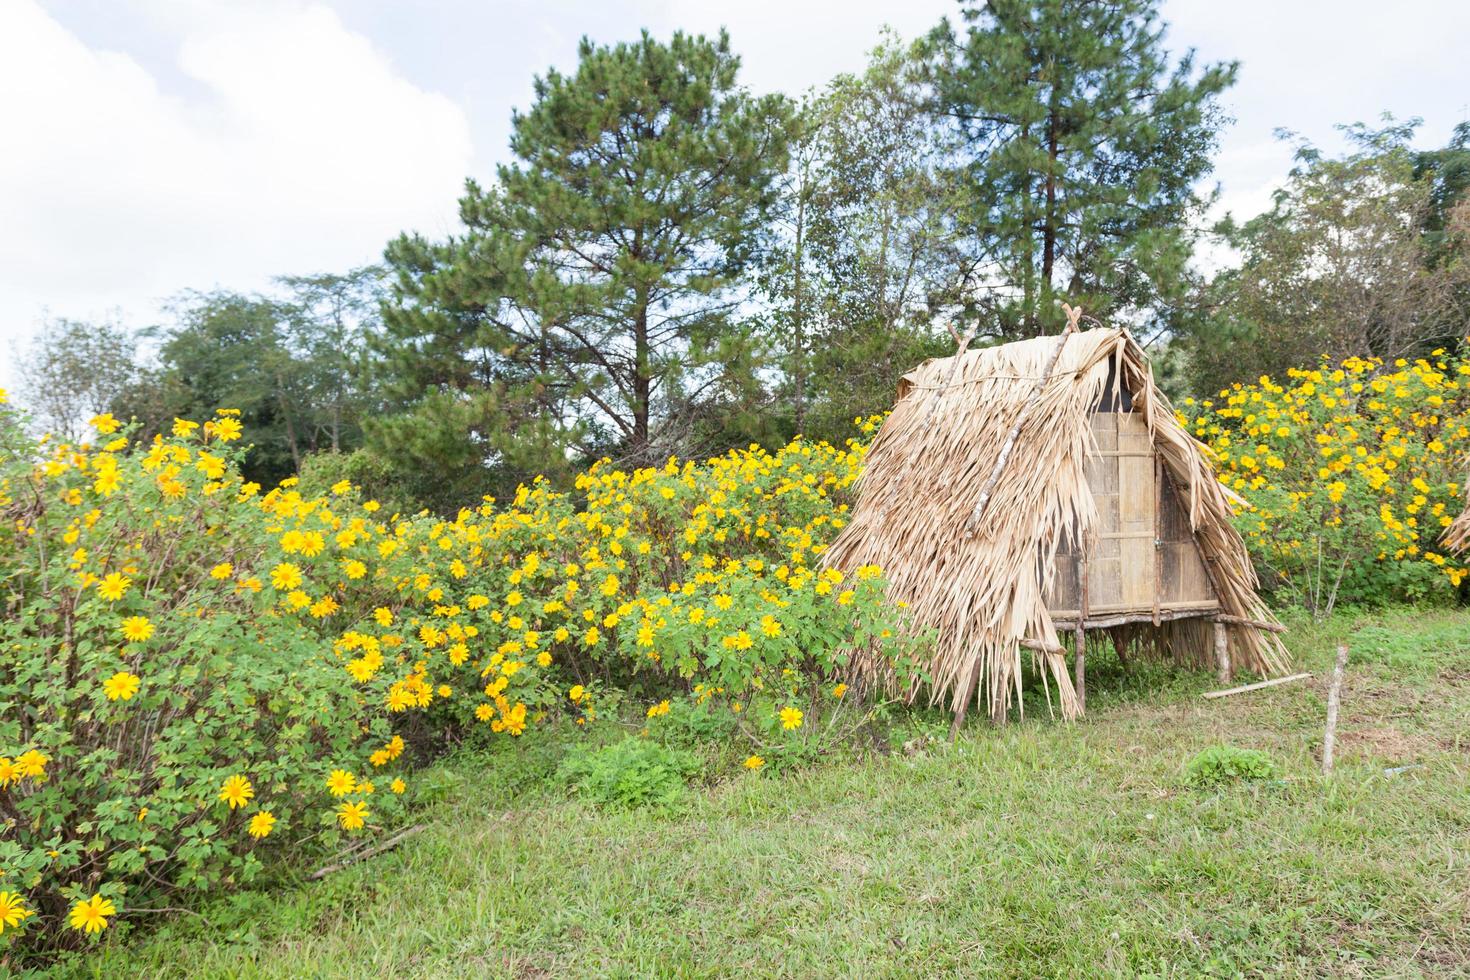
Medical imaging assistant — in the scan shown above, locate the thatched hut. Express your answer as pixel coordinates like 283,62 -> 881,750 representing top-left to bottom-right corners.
1446,490 -> 1470,554
823,317 -> 1288,726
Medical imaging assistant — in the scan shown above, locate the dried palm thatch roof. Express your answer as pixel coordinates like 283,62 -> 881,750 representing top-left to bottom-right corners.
1445,488 -> 1470,554
823,321 -> 1289,723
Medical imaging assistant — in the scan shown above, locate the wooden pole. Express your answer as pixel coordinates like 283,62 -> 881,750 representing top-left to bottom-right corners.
1202,672 -> 1312,699
1212,613 -> 1288,634
1074,549 -> 1089,714
1213,621 -> 1231,684
949,656 -> 982,740
1073,623 -> 1086,713
1321,643 -> 1350,775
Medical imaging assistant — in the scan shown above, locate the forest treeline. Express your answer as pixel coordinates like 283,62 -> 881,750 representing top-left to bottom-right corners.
14,0 -> 1470,512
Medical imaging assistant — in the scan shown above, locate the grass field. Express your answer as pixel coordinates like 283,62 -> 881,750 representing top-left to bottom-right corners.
68,606 -> 1470,978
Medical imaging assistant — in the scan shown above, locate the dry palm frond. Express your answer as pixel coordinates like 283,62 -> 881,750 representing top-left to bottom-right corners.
822,325 -> 1289,723
1445,488 -> 1470,554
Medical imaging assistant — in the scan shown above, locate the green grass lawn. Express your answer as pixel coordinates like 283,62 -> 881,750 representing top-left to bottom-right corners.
72,607 -> 1470,978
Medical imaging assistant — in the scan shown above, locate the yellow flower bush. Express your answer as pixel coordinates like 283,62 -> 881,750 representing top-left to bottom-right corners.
1179,348 -> 1470,611
0,397 -> 909,952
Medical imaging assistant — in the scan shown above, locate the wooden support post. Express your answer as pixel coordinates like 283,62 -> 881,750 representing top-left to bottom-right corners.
1075,549 -> 1089,714
1073,623 -> 1086,714
1213,621 -> 1230,685
949,655 -> 982,741
1321,643 -> 1349,775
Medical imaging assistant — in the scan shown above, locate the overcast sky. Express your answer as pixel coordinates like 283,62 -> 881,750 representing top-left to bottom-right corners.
3,0 -> 1469,390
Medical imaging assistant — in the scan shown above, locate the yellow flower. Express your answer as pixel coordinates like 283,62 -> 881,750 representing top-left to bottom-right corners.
97,572 -> 131,601
646,700 -> 671,718
69,893 -> 117,934
743,755 -> 765,770
90,413 -> 120,434
248,810 -> 276,839
210,562 -> 234,580
270,563 -> 303,591
0,890 -> 32,933
171,418 -> 200,438
325,769 -> 356,797
331,479 -> 353,495
0,758 -> 17,788
206,416 -> 243,442
119,614 -> 154,643
15,749 -> 47,778
390,778 -> 406,794
779,706 -> 804,730
337,800 -> 369,831
102,671 -> 141,702
832,683 -> 848,699
569,684 -> 586,702
218,774 -> 254,809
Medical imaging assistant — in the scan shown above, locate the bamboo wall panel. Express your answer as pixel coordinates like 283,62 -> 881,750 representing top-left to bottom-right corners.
1047,412 -> 1217,618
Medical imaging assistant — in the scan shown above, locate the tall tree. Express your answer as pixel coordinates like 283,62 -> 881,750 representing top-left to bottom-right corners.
116,284 -> 378,487
277,266 -> 383,454
379,29 -> 793,485
373,229 -> 580,508
1186,120 -> 1470,394
764,36 -> 965,440
13,316 -> 136,441
926,0 -> 1236,338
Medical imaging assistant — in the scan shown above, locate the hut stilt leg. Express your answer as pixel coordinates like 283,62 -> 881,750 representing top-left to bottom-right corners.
1073,624 -> 1086,714
1213,621 -> 1231,684
949,655 -> 983,740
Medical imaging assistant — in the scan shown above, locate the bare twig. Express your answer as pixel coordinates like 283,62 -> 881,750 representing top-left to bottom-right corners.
307,824 -> 428,880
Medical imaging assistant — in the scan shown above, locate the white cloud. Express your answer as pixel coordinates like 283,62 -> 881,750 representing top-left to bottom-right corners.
0,0 -> 473,387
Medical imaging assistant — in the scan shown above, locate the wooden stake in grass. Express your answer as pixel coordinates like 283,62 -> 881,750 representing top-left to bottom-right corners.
1321,643 -> 1350,775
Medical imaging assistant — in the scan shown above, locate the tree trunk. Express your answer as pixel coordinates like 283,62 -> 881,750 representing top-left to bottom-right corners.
276,383 -> 301,473
792,185 -> 807,433
1041,101 -> 1060,325
632,284 -> 651,459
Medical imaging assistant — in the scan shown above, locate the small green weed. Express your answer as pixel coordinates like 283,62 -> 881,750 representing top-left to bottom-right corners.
1184,745 -> 1279,788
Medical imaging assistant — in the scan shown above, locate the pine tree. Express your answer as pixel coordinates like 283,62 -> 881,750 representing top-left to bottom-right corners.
927,0 -> 1236,338
378,29 -> 792,487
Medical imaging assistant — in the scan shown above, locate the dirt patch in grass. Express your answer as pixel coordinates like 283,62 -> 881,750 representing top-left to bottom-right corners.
1338,725 -> 1437,763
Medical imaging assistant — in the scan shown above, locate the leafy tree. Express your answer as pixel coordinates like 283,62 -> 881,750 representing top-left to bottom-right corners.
117,280 -> 380,487
277,266 -> 383,454
376,29 -> 793,499
372,228 -> 590,511
925,0 -> 1236,338
13,316 -> 136,441
1415,121 -> 1470,264
1186,120 -> 1470,394
764,36 -> 964,441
